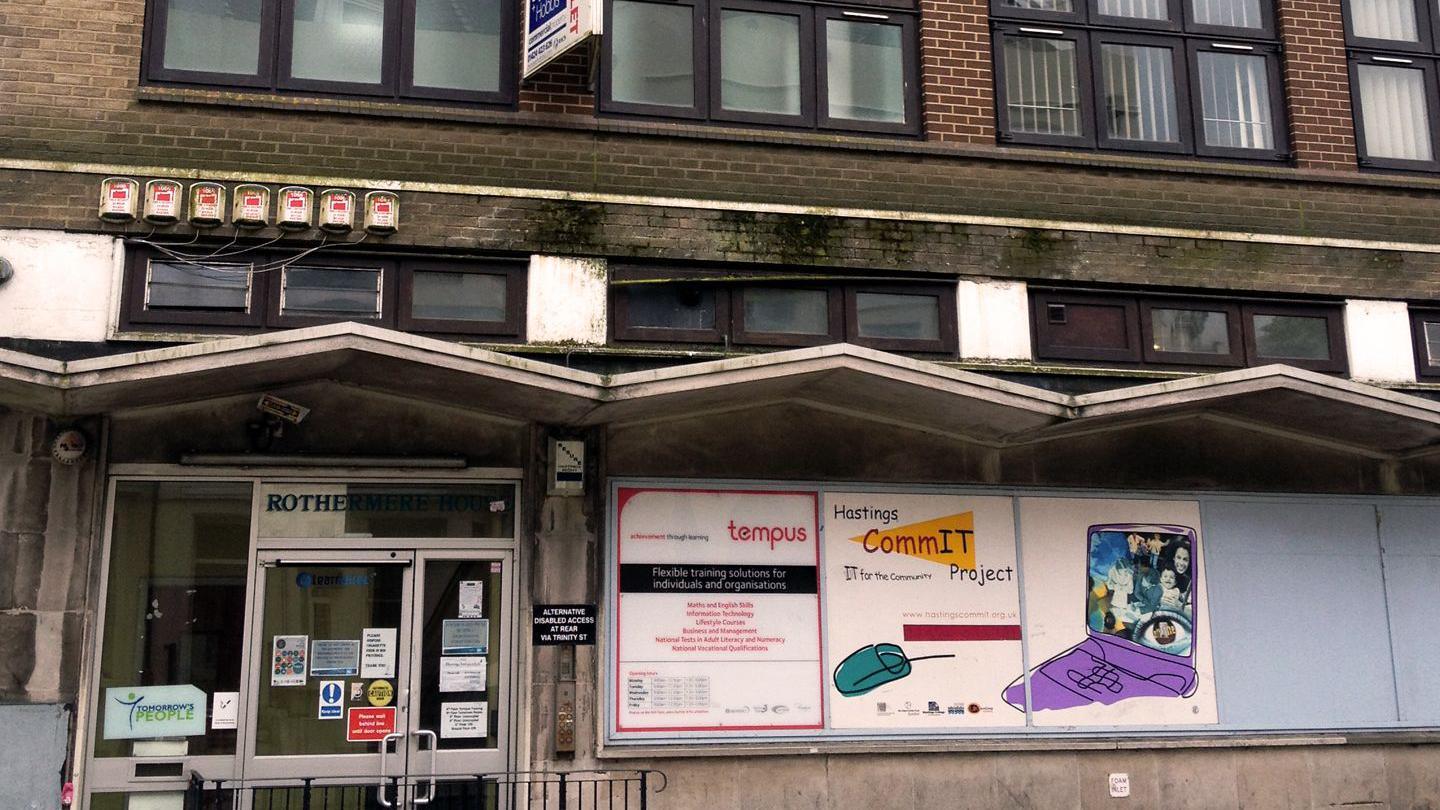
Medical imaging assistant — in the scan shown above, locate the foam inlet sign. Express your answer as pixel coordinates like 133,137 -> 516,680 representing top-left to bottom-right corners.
613,487 -> 824,733
523,0 -> 601,78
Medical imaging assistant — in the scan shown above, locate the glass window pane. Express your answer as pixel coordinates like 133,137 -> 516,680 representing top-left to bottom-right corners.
412,271 -> 507,322
289,0 -> 385,85
611,0 -> 695,107
1198,52 -> 1274,150
417,561 -> 503,750
1151,308 -> 1232,354
720,9 -> 801,115
1097,0 -> 1168,21
1252,313 -> 1332,360
1425,321 -> 1440,365
256,483 -> 517,538
281,266 -> 383,319
826,20 -> 905,124
412,0 -> 502,91
1101,43 -> 1180,143
146,260 -> 252,310
94,482 -> 252,758
997,0 -> 1073,11
855,292 -> 940,340
742,288 -> 829,335
162,0 -> 262,74
254,563 -> 404,756
625,284 -> 716,330
1350,0 -> 1419,41
1190,0 -> 1262,28
1357,64 -> 1434,161
1004,37 -> 1081,136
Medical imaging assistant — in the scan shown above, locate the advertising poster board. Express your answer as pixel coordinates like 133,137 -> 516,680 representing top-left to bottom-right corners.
824,493 -> 1024,728
614,487 -> 824,733
1014,497 -> 1218,726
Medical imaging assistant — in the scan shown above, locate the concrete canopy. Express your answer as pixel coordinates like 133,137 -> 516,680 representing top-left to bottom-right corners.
3,323 -> 1440,458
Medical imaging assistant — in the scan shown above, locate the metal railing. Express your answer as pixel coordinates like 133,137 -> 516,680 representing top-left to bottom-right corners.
184,770 -> 666,810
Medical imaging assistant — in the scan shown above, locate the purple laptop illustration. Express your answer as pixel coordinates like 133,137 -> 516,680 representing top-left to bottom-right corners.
1003,523 -> 1198,712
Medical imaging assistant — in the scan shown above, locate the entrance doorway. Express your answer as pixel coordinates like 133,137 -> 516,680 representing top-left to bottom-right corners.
83,475 -> 523,810
244,549 -> 512,807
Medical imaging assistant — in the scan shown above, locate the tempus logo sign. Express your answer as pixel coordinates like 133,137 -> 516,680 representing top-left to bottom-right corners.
103,684 -> 207,740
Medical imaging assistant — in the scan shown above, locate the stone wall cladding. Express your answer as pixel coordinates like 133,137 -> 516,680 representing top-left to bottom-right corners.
12,167 -> 1440,301
0,413 -> 99,703
1278,0 -> 1359,171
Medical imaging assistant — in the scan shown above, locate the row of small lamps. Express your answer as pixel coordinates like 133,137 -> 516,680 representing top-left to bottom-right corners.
99,178 -> 399,235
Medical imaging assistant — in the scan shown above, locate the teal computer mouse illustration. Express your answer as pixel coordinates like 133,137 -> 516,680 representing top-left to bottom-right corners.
833,643 -> 955,697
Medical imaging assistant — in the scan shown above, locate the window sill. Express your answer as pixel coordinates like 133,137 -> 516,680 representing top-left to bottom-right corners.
595,729 -> 1440,759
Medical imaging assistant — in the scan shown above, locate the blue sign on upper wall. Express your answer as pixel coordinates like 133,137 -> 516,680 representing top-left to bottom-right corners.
524,0 -> 601,78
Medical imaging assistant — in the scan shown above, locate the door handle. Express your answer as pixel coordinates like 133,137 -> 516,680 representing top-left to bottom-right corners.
412,729 -> 438,805
377,731 -> 406,808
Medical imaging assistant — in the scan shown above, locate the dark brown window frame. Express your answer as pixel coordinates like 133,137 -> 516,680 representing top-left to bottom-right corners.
990,0 -> 1287,160
140,0 -> 519,105
1139,298 -> 1244,366
120,245 -> 526,339
610,270 -> 957,353
1241,302 -> 1347,372
267,254 -> 398,329
123,249 -> 269,330
1340,0 -> 1440,172
1033,289 -> 1348,373
597,0 -> 922,135
396,260 -> 528,337
1032,290 -> 1143,363
1409,307 -> 1440,378
1348,54 -> 1440,172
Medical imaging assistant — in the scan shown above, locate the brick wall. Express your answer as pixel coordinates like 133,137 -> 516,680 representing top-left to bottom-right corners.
920,0 -> 996,143
1277,0 -> 1358,171
519,49 -> 595,117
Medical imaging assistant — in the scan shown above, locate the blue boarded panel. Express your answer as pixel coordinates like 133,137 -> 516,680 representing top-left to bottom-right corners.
1203,500 -> 1397,728
1376,504 -> 1440,723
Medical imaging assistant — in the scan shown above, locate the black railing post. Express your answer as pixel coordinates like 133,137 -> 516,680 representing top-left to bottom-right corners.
639,771 -> 649,810
558,771 -> 568,810
301,777 -> 313,810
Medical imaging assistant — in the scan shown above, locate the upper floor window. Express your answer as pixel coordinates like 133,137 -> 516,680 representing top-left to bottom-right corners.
121,245 -> 526,338
143,0 -> 517,103
991,0 -> 1287,159
1032,288 -> 1348,373
1344,0 -> 1440,170
1409,306 -> 1440,376
599,0 -> 921,134
610,268 -> 956,352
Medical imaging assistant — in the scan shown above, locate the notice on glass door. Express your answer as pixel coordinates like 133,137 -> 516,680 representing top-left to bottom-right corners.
440,701 -> 488,738
613,487 -> 824,734
458,580 -> 485,618
442,620 -> 489,655
439,657 -> 487,692
310,640 -> 361,677
271,635 -> 308,686
361,628 -> 397,678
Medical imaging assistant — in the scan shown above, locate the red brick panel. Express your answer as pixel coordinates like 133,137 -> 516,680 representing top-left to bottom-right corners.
920,0 -> 995,143
519,48 -> 596,117
1278,0 -> 1357,171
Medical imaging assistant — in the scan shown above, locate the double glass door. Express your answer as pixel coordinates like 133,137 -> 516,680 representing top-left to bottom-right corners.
243,549 -> 511,806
